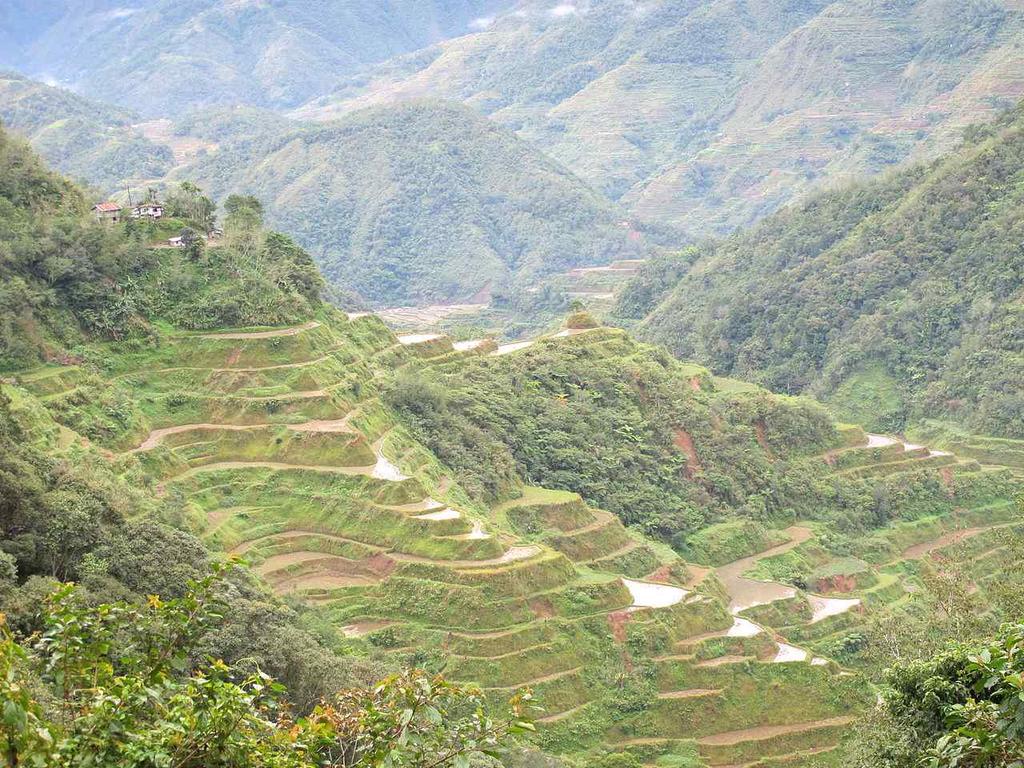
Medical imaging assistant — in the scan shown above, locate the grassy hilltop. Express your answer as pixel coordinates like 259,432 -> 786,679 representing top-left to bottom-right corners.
2,127 -> 1022,765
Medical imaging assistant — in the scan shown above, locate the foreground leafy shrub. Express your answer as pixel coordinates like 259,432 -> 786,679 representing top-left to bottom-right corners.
0,566 -> 535,767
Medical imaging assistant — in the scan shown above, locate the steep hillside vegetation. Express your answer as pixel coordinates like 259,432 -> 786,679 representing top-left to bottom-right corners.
0,126 -> 322,369
0,131 -> 542,764
0,81 -> 657,307
626,102 -> 1024,440
177,101 -> 652,305
3,124 -> 1022,766
0,129 -> 393,718
0,71 -> 172,188
299,0 -> 1024,237
0,0 -> 519,115
11,299 -> 1019,765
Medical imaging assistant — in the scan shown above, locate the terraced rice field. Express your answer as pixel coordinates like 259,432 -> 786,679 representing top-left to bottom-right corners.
11,310 -> 1020,764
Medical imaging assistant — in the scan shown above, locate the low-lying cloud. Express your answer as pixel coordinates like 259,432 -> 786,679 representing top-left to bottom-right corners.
549,3 -> 579,17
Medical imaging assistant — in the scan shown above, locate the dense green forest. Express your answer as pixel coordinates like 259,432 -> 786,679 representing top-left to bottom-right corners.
626,102 -> 1024,439
856,624 -> 1024,765
180,101 -> 653,305
389,325 -> 1017,558
389,331 -> 836,542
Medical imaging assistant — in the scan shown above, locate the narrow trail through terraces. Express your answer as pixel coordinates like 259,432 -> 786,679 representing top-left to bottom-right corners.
130,423 -> 264,453
128,414 -> 359,453
121,346 -> 348,377
536,703 -> 590,724
195,321 -> 322,339
389,546 -> 542,569
695,716 -> 857,746
230,530 -> 386,556
900,520 -> 1019,561
176,461 -> 378,480
484,666 -> 582,690
657,688 -> 722,700
717,745 -> 839,768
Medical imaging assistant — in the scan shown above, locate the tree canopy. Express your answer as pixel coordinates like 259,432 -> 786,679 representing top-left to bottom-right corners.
0,570 -> 533,768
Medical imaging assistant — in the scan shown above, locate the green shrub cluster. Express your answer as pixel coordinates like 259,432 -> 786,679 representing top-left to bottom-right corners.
387,332 -> 845,543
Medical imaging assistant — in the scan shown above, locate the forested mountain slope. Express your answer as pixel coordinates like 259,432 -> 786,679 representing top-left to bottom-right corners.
0,71 -> 173,189
0,79 -> 656,307
2,122 -> 1023,767
174,101 -> 652,305
0,0 -> 519,116
299,0 -> 1024,237
0,126 -> 322,370
626,102 -> 1024,439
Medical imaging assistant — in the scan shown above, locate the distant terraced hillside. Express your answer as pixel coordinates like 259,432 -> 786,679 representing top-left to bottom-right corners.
298,0 -> 1024,237
9,307 -> 1020,764
0,71 -> 173,188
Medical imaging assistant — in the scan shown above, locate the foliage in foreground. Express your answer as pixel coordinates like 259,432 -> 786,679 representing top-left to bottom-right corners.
851,623 -> 1024,768
0,569 -> 533,768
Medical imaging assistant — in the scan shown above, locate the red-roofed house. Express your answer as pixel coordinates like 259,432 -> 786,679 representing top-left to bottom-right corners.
91,201 -> 122,224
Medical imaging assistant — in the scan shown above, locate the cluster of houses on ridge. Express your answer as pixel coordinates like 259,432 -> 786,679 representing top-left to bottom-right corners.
91,198 -> 221,247
91,199 -> 164,224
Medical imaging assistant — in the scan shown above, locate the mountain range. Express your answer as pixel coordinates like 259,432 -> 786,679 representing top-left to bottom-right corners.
0,0 -> 519,115
0,72 -> 652,305
3,0 -> 1024,308
0,70 -> 173,190
298,0 -> 1024,236
172,100 -> 652,305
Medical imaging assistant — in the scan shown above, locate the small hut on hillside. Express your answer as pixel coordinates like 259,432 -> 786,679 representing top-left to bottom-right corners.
91,201 -> 122,224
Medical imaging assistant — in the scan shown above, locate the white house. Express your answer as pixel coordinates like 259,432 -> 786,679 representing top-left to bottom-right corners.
132,202 -> 164,219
